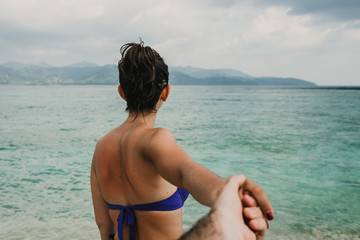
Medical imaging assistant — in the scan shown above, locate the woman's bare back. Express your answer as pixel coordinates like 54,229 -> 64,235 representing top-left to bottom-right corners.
92,121 -> 184,240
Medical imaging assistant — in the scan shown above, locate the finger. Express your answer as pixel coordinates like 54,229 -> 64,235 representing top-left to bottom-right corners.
248,218 -> 267,233
243,193 -> 257,207
254,220 -> 268,240
244,207 -> 263,220
244,179 -> 274,220
248,218 -> 267,231
256,228 -> 266,240
223,175 -> 247,194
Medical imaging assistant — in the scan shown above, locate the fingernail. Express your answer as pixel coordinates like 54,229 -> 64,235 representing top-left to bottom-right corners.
266,211 -> 274,220
266,220 -> 269,229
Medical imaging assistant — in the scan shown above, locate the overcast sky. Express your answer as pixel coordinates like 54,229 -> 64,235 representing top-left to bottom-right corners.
1,0 -> 359,85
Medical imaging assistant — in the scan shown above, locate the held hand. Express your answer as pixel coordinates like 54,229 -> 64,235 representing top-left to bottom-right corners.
212,175 -> 257,240
242,192 -> 269,240
240,178 -> 274,222
181,175 -> 272,240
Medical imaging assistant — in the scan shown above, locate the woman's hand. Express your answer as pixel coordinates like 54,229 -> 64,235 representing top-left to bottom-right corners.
243,192 -> 269,240
240,178 -> 274,222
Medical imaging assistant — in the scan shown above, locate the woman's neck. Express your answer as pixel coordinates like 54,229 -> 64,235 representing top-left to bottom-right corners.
126,111 -> 157,128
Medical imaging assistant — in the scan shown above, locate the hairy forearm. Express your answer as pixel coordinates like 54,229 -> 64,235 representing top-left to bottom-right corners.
179,211 -> 223,240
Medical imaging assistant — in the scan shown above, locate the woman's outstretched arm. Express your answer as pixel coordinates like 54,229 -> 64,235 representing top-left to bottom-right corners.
146,128 -> 274,220
146,128 -> 225,206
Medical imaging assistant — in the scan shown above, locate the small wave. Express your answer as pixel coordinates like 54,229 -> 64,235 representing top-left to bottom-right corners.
47,186 -> 65,191
342,180 -> 360,186
70,188 -> 86,191
59,128 -> 76,132
20,178 -> 43,184
30,171 -> 52,176
2,204 -> 20,210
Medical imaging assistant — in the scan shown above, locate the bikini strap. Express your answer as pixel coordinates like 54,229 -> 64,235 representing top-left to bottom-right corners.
108,204 -> 136,240
107,188 -> 189,240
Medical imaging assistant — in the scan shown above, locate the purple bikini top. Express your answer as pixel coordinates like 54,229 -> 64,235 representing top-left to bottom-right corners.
107,188 -> 189,240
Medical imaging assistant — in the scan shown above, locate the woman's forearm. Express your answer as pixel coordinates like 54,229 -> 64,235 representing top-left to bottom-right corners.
180,162 -> 226,207
147,129 -> 226,207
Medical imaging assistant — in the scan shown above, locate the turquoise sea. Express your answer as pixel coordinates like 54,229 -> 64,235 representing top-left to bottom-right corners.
0,85 -> 359,239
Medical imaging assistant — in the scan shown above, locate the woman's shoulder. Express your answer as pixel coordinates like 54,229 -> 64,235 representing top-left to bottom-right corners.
141,127 -> 178,158
94,126 -> 176,160
149,127 -> 176,144
96,128 -> 117,146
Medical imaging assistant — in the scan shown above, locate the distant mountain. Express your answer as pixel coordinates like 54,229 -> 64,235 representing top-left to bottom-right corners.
171,66 -> 253,79
0,62 -> 118,85
0,62 -> 316,86
66,61 -> 99,68
1,62 -> 29,69
37,62 -> 53,68
169,67 -> 315,86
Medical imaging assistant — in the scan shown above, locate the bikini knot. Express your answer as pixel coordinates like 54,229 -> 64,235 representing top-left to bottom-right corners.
117,206 -> 136,240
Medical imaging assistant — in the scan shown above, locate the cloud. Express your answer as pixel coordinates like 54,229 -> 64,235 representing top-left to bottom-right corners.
251,0 -> 360,22
0,0 -> 359,85
242,7 -> 332,48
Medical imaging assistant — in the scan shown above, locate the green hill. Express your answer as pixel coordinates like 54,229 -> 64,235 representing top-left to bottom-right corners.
0,62 -> 316,86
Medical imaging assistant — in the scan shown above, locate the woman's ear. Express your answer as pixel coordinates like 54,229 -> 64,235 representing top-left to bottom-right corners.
161,85 -> 171,102
118,85 -> 126,101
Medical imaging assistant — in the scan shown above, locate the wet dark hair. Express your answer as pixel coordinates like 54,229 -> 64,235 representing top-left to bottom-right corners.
118,42 -> 169,115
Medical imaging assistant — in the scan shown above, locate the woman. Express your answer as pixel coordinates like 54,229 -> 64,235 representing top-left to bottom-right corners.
91,42 -> 273,240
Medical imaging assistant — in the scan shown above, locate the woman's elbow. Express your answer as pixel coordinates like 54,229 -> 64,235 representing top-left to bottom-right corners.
95,217 -> 113,230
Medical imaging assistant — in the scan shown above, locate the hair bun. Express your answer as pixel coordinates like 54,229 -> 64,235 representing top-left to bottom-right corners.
118,42 -> 169,116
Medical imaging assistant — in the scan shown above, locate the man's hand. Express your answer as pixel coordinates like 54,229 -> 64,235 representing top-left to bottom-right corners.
213,175 -> 273,240
212,175 -> 256,240
180,175 -> 273,240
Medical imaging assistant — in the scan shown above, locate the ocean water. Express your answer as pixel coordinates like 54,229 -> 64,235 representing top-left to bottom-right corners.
0,85 -> 359,239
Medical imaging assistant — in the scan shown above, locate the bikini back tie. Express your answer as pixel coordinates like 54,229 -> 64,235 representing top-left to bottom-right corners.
108,188 -> 189,240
